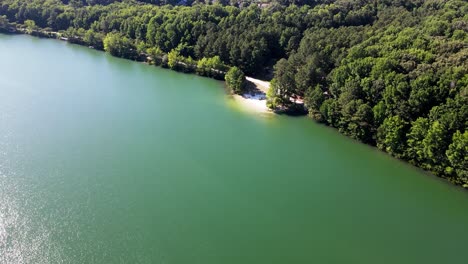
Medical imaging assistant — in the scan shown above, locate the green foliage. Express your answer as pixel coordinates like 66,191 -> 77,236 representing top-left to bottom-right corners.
225,67 -> 245,94
319,99 -> 341,127
406,117 -> 430,165
377,116 -> 408,158
304,85 -> 325,121
0,0 -> 381,76
372,101 -> 386,127
267,59 -> 295,109
446,131 -> 468,186
135,41 -> 147,54
146,46 -> 164,65
103,32 -> 136,59
167,49 -> 181,69
421,121 -> 450,174
84,29 -> 104,49
197,56 -> 226,78
351,103 -> 374,143
266,79 -> 281,109
24,20 -> 37,33
0,15 -> 9,29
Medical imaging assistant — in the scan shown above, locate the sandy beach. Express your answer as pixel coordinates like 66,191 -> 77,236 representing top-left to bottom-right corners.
233,94 -> 269,113
232,77 -> 271,113
245,77 -> 270,93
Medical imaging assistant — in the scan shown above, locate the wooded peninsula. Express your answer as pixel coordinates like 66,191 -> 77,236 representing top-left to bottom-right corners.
0,0 -> 466,187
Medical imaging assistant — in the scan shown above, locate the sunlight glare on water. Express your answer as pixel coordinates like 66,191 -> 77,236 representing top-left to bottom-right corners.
0,171 -> 65,263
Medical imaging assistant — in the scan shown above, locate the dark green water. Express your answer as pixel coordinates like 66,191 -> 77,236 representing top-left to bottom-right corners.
1,34 -> 467,264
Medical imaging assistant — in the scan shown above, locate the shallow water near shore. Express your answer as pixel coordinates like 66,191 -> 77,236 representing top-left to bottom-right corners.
1,34 -> 468,264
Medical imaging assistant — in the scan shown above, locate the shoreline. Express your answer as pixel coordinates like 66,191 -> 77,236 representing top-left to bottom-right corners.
2,32 -> 466,189
232,94 -> 270,114
231,77 -> 271,114
1,30 -> 274,114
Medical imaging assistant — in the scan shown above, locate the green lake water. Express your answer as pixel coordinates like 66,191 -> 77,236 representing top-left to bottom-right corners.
1,34 -> 467,264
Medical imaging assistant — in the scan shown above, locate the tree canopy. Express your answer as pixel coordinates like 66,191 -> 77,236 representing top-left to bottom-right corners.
225,66 -> 245,94
103,32 -> 136,58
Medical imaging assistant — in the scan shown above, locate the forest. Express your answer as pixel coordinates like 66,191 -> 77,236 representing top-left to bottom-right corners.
0,0 -> 467,187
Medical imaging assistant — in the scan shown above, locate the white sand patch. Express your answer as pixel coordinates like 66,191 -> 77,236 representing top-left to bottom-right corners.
228,76 -> 272,114
245,77 -> 270,93
232,94 -> 270,113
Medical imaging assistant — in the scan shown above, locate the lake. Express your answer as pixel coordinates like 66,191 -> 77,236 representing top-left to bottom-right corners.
1,34 -> 467,264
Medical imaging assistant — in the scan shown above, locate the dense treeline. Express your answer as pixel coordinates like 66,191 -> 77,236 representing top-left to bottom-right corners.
268,0 -> 467,186
0,0 -> 466,186
0,0 -> 379,75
